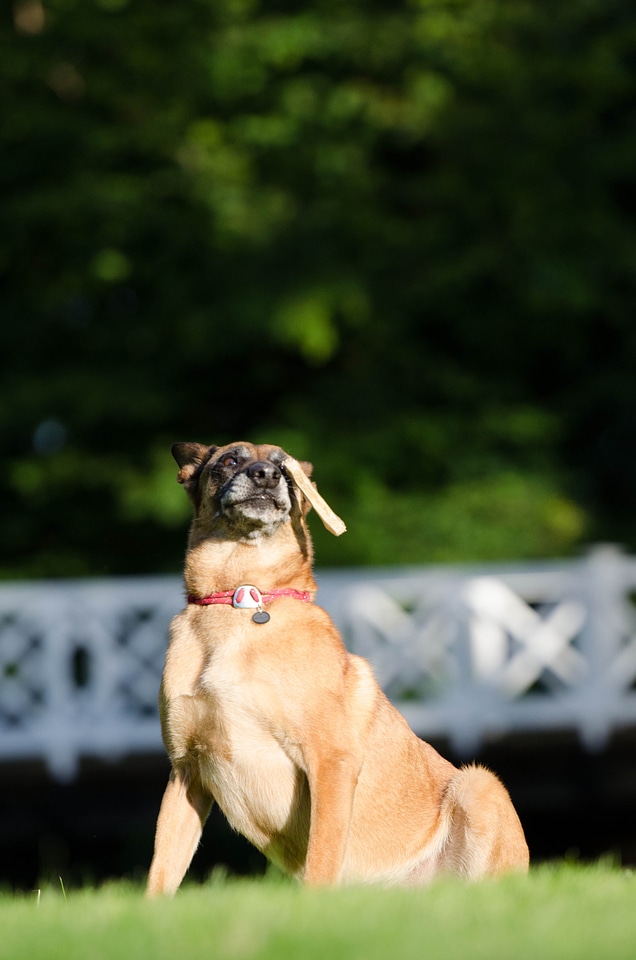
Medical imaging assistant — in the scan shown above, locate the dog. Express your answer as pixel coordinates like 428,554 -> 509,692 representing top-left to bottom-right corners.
146,441 -> 529,895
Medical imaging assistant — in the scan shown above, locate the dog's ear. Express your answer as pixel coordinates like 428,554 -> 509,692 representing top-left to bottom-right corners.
298,460 -> 313,479
171,442 -> 216,485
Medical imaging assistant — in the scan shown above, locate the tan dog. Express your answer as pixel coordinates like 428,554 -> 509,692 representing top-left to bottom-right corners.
146,441 -> 529,895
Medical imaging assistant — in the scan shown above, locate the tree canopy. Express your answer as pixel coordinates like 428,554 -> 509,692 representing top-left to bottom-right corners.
3,0 -> 636,577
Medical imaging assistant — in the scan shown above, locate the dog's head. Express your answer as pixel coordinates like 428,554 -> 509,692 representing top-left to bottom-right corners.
172,441 -> 314,539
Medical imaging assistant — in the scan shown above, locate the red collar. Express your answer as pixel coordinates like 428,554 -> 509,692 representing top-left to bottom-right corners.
187,584 -> 312,608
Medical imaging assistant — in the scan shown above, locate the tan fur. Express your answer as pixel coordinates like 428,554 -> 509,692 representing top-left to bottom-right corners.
146,441 -> 529,895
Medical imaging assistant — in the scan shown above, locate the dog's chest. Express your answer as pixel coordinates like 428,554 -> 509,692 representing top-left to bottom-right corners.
187,638 -> 306,845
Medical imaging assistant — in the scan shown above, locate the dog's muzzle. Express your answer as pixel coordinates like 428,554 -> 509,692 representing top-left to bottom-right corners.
245,461 -> 282,490
221,461 -> 290,514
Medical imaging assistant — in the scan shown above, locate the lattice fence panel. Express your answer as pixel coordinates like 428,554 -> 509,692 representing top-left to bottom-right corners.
3,550 -> 636,776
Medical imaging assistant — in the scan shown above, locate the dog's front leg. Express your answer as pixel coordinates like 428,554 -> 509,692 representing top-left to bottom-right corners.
146,768 -> 213,897
302,749 -> 361,886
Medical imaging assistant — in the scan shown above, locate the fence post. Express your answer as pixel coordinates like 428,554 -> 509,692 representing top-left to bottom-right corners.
576,545 -> 626,750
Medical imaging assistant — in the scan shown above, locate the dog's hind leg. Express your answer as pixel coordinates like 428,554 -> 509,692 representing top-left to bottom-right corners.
146,768 -> 213,897
438,764 -> 529,879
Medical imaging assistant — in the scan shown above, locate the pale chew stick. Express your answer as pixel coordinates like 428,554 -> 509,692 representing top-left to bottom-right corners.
281,457 -> 347,537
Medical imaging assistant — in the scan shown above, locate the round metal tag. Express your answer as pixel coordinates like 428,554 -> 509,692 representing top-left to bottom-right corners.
252,610 -> 270,624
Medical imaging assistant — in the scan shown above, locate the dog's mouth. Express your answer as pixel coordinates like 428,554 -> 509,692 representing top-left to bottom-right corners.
231,492 -> 284,509
218,473 -> 292,531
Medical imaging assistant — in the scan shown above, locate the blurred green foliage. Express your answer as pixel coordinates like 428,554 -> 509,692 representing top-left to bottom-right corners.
2,0 -> 636,577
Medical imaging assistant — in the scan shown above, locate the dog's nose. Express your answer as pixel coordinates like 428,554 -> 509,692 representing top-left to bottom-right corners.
246,461 -> 282,490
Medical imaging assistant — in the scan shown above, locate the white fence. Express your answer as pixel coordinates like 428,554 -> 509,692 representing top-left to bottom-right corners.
2,546 -> 636,780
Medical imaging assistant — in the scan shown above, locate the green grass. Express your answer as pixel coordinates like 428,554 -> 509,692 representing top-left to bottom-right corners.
1,862 -> 635,960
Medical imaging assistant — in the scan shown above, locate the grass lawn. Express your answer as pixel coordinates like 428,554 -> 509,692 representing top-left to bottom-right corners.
1,862 -> 635,960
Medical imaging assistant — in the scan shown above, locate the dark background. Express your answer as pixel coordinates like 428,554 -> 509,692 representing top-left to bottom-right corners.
4,0 -> 636,578
5,730 -> 636,890
3,0 -> 636,888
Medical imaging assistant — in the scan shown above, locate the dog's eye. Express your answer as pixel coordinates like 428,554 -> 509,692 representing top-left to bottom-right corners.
222,456 -> 238,468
